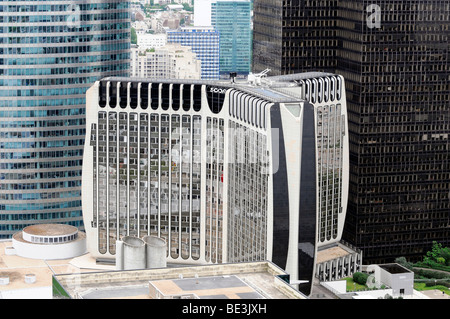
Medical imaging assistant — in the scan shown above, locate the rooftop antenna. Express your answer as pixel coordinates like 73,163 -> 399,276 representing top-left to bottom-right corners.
247,68 -> 271,86
230,72 -> 237,84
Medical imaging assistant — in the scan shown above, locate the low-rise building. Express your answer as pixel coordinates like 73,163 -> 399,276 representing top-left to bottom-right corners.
366,263 -> 415,297
137,33 -> 168,50
315,241 -> 362,282
6,224 -> 86,260
52,261 -> 308,299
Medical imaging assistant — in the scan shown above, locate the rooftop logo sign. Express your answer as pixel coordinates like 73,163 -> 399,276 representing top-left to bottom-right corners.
206,86 -> 227,113
208,87 -> 227,94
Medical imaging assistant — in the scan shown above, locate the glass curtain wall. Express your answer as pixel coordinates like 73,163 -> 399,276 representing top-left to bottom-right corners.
0,0 -> 130,238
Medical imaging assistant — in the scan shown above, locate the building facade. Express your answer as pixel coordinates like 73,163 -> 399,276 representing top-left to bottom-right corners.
166,27 -> 220,80
131,44 -> 201,80
82,72 -> 349,296
136,33 -> 167,50
0,0 -> 131,238
252,0 -> 450,263
338,0 -> 450,264
211,0 -> 252,77
252,0 -> 337,76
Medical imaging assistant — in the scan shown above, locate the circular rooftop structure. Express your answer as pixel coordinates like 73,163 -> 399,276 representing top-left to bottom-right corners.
10,223 -> 87,260
22,224 -> 79,244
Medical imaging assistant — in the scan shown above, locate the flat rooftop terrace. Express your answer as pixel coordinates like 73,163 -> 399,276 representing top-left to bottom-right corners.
316,242 -> 360,264
0,240 -> 108,298
54,261 -> 307,299
3,238 -> 304,300
150,275 -> 264,299
80,275 -> 266,299
379,263 -> 412,274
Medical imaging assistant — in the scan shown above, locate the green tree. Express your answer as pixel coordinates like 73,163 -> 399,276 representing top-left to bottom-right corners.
424,241 -> 450,265
441,247 -> 450,266
182,3 -> 193,11
395,257 -> 414,270
353,272 -> 369,285
131,27 -> 137,45
429,241 -> 443,259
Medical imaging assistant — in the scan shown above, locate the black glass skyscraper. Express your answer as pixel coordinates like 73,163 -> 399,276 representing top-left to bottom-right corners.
253,0 -> 450,263
253,0 -> 338,75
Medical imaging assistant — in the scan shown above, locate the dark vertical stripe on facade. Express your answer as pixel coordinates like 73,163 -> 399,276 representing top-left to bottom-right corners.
298,102 -> 317,296
270,103 -> 290,269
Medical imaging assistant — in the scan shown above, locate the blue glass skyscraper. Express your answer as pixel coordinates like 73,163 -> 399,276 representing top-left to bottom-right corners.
0,0 -> 130,238
211,0 -> 252,77
166,27 -> 220,80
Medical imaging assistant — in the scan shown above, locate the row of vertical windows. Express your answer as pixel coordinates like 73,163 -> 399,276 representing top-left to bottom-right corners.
0,200 -> 81,211
0,2 -> 128,12
0,42 -> 129,55
1,52 -> 129,66
0,219 -> 83,238
29,234 -> 77,244
316,104 -> 346,242
100,81 -> 204,113
0,159 -> 82,170
93,111 -> 202,260
205,117 -> 224,263
301,75 -> 342,104
229,90 -> 270,130
227,120 -> 268,263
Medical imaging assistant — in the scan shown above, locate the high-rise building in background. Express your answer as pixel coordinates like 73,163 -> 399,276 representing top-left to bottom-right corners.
0,0 -> 130,238
211,0 -> 252,78
81,72 -> 349,296
131,44 -> 201,80
253,0 -> 450,263
167,27 -> 220,80
253,0 -> 337,76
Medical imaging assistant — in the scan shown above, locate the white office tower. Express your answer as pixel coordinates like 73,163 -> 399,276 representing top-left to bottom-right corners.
82,72 -> 349,296
193,0 -> 212,26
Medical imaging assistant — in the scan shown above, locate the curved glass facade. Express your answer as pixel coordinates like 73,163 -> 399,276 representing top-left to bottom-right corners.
0,0 -> 130,238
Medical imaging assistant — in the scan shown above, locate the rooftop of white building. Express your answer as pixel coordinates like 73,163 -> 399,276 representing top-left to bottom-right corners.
103,71 -> 336,103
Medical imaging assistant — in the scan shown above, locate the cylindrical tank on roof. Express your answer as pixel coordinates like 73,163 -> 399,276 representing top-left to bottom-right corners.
143,235 -> 167,269
115,240 -> 124,270
24,274 -> 36,284
0,276 -> 9,285
122,236 -> 146,270
4,246 -> 16,256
